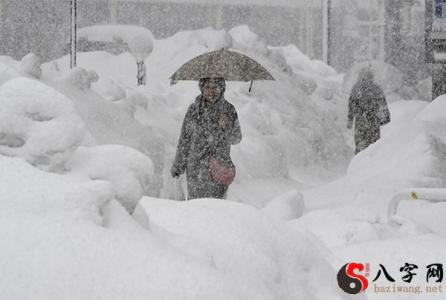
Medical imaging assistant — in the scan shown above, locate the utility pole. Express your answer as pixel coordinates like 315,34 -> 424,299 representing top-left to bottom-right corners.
322,0 -> 332,65
378,0 -> 386,61
368,0 -> 373,62
70,0 -> 77,69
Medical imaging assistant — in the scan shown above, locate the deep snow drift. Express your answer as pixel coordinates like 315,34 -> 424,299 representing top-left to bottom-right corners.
0,155 -> 347,300
0,25 -> 445,299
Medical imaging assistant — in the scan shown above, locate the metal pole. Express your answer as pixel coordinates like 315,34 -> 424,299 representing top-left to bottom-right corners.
70,0 -> 77,69
136,61 -> 146,86
425,0 -> 433,64
378,0 -> 386,61
322,0 -> 332,65
368,0 -> 373,61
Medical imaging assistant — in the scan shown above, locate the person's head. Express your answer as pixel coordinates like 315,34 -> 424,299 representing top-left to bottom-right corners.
199,77 -> 226,103
358,67 -> 374,83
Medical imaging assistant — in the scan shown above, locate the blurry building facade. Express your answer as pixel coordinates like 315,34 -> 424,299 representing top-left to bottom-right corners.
0,0 -> 322,62
0,0 -> 429,76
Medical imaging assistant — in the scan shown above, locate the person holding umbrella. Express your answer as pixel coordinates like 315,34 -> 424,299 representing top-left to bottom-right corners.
169,49 -> 274,199
171,77 -> 242,199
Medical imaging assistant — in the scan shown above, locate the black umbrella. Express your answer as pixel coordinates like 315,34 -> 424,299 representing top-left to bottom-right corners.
170,49 -> 275,87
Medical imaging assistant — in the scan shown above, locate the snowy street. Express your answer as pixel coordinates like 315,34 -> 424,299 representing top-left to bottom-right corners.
1,1 -> 446,299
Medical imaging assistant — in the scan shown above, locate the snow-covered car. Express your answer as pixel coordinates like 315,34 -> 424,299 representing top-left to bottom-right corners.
65,24 -> 153,55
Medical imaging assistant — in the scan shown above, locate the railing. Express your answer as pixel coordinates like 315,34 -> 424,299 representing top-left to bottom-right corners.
387,188 -> 446,220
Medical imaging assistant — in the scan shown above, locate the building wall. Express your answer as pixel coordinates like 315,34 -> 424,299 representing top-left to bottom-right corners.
0,0 -> 321,62
0,0 -> 70,61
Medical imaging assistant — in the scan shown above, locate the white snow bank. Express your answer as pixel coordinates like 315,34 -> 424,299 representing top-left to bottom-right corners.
20,53 -> 42,79
0,78 -> 86,171
0,156 -> 238,299
55,78 -> 166,196
189,27 -> 233,51
230,25 -> 269,56
268,43 -> 341,100
0,57 -> 22,85
291,209 -> 380,249
271,44 -> 337,77
63,67 -> 99,90
0,153 -> 350,300
1,53 -> 45,85
68,145 -> 154,213
142,197 -> 351,300
262,190 -> 305,220
93,78 -> 126,102
416,94 -> 446,144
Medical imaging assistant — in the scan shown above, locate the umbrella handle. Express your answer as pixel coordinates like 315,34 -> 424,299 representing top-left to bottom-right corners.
249,80 -> 253,93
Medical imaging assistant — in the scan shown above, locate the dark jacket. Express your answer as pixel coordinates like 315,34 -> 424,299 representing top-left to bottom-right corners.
172,95 -> 242,199
348,79 -> 390,153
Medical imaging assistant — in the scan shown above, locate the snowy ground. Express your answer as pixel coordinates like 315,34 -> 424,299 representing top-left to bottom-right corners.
0,26 -> 445,299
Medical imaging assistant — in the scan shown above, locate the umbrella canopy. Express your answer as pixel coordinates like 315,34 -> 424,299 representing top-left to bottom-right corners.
170,49 -> 275,82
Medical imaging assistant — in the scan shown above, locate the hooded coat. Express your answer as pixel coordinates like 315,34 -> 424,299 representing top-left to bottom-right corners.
172,79 -> 242,199
348,73 -> 390,154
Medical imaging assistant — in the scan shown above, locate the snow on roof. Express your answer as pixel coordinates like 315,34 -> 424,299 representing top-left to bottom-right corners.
111,0 -> 321,8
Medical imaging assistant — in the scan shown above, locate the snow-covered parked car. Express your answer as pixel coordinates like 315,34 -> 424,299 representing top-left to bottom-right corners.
65,24 -> 153,55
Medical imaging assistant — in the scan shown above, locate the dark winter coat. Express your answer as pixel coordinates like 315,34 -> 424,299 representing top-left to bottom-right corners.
348,79 -> 390,154
172,95 -> 242,199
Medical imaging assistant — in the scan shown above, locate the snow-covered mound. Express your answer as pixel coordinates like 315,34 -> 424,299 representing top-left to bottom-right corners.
0,78 -> 86,171
262,190 -> 305,220
62,67 -> 99,90
68,145 -> 154,213
271,44 -> 337,77
0,153 -> 350,300
0,57 -> 24,85
141,197 -> 349,300
20,53 -> 42,79
417,94 -> 446,143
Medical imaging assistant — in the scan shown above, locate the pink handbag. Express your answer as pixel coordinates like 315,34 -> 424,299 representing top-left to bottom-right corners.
209,156 -> 236,186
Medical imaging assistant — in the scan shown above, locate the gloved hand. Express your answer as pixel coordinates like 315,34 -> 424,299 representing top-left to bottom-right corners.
347,120 -> 353,130
171,165 -> 182,178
